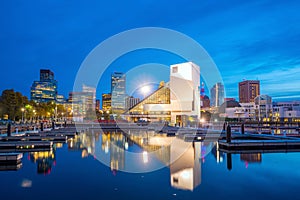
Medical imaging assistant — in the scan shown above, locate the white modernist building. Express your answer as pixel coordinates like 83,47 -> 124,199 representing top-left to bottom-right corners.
170,62 -> 201,126
126,62 -> 201,126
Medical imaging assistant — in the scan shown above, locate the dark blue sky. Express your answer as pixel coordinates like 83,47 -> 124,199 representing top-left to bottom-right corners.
1,0 -> 299,101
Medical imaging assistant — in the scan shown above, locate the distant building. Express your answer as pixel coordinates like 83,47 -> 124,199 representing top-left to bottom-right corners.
210,82 -> 224,107
68,92 -> 94,118
201,95 -> 210,109
200,82 -> 210,109
82,84 -> 96,108
111,72 -> 126,113
254,95 -> 272,121
56,94 -> 66,104
96,99 -> 100,111
272,101 -> 300,122
125,96 -> 140,110
239,80 -> 260,103
221,101 -> 256,120
31,69 -> 58,103
102,93 -> 112,112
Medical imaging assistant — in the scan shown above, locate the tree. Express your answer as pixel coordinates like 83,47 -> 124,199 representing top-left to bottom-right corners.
0,89 -> 29,120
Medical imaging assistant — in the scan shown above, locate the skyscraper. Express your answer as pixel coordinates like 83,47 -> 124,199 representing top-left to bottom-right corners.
239,80 -> 260,103
210,82 -> 224,107
82,84 -> 96,110
111,72 -> 126,113
31,69 -> 58,103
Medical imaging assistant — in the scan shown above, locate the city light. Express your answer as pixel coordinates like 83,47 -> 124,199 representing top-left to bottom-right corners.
141,85 -> 150,98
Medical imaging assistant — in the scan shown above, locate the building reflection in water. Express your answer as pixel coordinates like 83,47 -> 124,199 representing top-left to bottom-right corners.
29,143 -> 62,175
211,143 -> 225,163
240,153 -> 262,168
109,132 -> 125,173
169,139 -> 201,191
72,130 -> 207,191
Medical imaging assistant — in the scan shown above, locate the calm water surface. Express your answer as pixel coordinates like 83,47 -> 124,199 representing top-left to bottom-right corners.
0,131 -> 300,200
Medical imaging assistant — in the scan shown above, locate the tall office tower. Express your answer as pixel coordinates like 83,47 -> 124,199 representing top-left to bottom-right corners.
31,69 -> 58,103
210,82 -> 224,107
239,80 -> 260,103
111,72 -> 126,113
82,84 -> 96,110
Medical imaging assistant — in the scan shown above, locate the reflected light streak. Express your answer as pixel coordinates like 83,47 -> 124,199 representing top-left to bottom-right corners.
143,151 -> 148,163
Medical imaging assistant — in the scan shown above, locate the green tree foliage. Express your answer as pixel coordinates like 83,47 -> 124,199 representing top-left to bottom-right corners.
0,89 -> 29,120
0,89 -> 67,121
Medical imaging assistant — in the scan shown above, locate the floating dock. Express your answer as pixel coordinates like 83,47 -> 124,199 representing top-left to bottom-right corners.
0,153 -> 23,171
218,139 -> 300,152
0,141 -> 53,152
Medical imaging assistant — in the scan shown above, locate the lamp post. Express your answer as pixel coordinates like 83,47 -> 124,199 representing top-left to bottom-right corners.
21,108 -> 25,124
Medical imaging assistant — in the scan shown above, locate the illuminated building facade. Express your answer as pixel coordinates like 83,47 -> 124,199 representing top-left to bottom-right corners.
69,92 -> 94,118
254,95 -> 272,121
111,72 -> 126,113
82,84 -> 96,109
96,99 -> 100,111
125,62 -> 201,126
125,83 -> 171,122
102,93 -> 112,111
31,69 -> 58,102
56,94 -> 66,104
272,101 -> 300,122
239,80 -> 260,103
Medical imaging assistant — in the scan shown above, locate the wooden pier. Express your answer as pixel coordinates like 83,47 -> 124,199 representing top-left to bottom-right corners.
218,137 -> 300,152
0,153 -> 23,171
0,141 -> 53,152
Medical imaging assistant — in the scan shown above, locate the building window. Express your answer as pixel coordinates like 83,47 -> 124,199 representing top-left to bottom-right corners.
172,66 -> 178,73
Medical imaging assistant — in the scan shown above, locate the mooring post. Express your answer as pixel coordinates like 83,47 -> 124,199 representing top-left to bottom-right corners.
52,121 -> 55,130
241,123 -> 245,134
40,122 -> 44,132
227,153 -> 232,171
226,124 -> 231,143
223,122 -> 226,132
7,122 -> 11,137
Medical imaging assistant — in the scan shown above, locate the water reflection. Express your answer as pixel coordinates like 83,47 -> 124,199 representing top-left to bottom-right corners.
28,143 -> 62,175
71,130 -> 204,191
64,130 -> 269,191
170,140 -> 201,191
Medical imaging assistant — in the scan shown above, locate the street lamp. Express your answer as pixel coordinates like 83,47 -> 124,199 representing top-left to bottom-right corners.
21,108 -> 25,123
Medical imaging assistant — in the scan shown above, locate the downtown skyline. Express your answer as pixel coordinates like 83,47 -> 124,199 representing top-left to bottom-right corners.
1,0 -> 299,101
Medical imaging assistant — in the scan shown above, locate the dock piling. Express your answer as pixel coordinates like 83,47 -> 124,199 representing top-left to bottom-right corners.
7,122 -> 12,137
241,123 -> 245,134
227,153 -> 232,171
226,124 -> 231,143
40,122 -> 44,131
